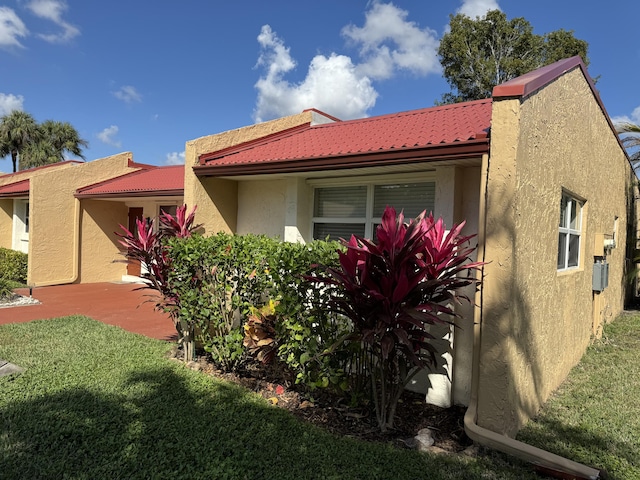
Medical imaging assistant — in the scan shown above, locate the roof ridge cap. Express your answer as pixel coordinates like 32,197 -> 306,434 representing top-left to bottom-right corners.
311,98 -> 492,129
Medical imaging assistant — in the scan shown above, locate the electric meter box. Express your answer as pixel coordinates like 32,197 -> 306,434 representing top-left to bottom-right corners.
593,262 -> 609,292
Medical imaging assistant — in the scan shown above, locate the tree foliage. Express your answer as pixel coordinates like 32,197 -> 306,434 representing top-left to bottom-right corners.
616,122 -> 640,168
438,10 -> 590,103
0,111 -> 88,172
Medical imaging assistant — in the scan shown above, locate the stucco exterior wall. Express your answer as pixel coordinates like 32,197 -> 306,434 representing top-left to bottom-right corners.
452,166 -> 482,406
237,180 -> 286,238
479,68 -> 633,436
183,111 -> 317,235
79,200 -> 129,283
0,199 -> 13,249
29,153 -> 138,286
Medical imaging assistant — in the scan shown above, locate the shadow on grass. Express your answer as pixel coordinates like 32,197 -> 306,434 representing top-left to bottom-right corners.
518,416 -> 639,479
0,365 -> 534,480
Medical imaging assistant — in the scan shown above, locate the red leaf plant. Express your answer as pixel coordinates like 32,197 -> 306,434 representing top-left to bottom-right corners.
308,206 -> 482,432
116,205 -> 201,359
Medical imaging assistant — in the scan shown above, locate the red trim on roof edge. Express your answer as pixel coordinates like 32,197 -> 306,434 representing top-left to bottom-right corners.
127,158 -> 156,169
0,179 -> 29,198
194,139 -> 489,177
302,108 -> 342,123
0,160 -> 83,179
493,56 -> 635,173
493,56 -> 591,99
198,123 -> 312,165
75,189 -> 182,199
74,166 -> 152,195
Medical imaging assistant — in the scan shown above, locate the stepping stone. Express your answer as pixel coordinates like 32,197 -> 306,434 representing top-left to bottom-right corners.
0,358 -> 24,377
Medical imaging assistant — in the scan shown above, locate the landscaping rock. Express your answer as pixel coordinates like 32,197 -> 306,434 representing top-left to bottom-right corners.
414,428 -> 435,451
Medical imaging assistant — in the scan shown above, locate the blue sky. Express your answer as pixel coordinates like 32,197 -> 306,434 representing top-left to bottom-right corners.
1,0 -> 639,173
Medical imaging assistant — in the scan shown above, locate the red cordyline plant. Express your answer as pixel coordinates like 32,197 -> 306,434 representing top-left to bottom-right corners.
308,206 -> 482,432
116,205 -> 201,360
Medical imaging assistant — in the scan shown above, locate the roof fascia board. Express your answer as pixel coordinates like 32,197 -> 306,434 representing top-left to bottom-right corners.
194,139 -> 489,177
75,189 -> 183,199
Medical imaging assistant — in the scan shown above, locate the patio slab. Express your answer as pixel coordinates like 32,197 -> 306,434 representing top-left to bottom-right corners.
0,282 -> 177,341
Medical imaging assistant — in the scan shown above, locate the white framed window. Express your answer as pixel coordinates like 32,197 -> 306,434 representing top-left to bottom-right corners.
312,179 -> 436,241
557,192 -> 583,271
159,204 -> 178,218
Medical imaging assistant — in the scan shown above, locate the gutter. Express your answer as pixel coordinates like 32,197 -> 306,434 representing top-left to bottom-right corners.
464,153 -> 602,480
32,197 -> 81,287
194,139 -> 490,177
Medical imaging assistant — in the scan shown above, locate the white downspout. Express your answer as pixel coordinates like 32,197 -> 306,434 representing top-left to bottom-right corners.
32,197 -> 81,287
464,153 -> 602,480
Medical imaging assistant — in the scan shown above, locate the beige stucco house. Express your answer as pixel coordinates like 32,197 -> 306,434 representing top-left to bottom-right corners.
0,153 -> 184,285
182,56 -> 636,441
0,57 -> 634,472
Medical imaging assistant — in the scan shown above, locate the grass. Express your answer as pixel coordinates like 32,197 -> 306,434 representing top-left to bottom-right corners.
1,314 -> 639,479
0,315 -> 534,480
517,312 -> 640,479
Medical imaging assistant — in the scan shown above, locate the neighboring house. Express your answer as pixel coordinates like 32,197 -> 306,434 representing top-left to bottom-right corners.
0,153 -> 184,285
183,56 -> 636,436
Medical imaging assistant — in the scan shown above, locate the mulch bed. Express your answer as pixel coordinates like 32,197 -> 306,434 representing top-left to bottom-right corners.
172,349 -> 474,454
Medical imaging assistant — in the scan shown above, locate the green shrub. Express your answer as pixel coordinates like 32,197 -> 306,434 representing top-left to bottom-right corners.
166,233 -> 350,391
0,276 -> 14,299
0,247 -> 27,284
167,233 -> 275,371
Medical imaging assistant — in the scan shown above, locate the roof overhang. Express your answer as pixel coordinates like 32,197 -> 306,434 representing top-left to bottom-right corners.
75,189 -> 183,199
0,179 -> 29,198
194,138 -> 490,177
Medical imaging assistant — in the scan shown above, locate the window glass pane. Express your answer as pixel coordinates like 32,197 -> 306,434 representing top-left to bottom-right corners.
160,205 -> 177,217
568,234 -> 580,267
373,182 -> 435,219
25,202 -> 29,234
314,186 -> 367,218
313,223 -> 365,241
559,195 -> 568,228
557,233 -> 567,269
569,200 -> 579,230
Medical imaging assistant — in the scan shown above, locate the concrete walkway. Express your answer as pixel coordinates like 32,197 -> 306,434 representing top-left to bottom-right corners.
0,282 -> 177,341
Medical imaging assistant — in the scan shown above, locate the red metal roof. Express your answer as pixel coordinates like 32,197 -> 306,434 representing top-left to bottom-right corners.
75,165 -> 184,198
197,99 -> 492,176
0,160 -> 83,180
0,179 -> 29,198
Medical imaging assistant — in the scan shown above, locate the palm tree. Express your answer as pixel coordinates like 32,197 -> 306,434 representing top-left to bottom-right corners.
616,122 -> 640,167
20,120 -> 88,170
0,111 -> 40,173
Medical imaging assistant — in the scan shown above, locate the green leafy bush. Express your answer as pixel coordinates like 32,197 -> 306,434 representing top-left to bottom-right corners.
166,232 -> 347,388
0,276 -> 14,299
0,247 -> 27,284
166,233 -> 274,371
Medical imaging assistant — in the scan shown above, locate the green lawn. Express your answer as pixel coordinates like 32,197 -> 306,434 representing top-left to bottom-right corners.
1,314 -> 639,479
517,312 -> 640,479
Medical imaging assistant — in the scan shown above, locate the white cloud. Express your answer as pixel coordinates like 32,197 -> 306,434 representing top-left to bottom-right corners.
456,0 -> 501,18
255,24 -> 377,122
0,93 -> 24,116
165,151 -> 185,165
113,85 -> 142,104
611,106 -> 640,128
254,27 -> 377,122
342,1 -> 440,80
26,0 -> 79,43
254,2 -> 445,123
0,7 -> 28,49
97,125 -> 121,147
